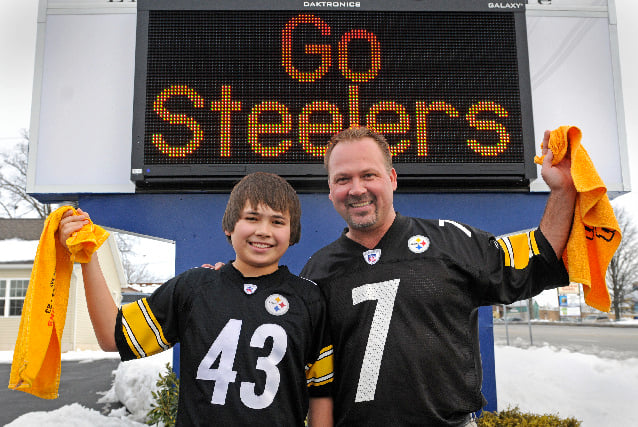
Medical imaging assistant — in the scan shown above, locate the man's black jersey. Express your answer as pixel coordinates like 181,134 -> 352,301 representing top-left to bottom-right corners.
300,213 -> 568,427
114,264 -> 333,426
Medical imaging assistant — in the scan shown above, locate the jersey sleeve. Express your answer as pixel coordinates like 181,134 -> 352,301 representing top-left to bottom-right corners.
478,227 -> 569,305
115,274 -> 187,361
304,285 -> 334,398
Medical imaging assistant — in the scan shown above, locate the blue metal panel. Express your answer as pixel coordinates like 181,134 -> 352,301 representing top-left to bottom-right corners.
79,191 -> 550,413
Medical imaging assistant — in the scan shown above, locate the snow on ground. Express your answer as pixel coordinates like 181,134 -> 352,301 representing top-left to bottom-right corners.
495,345 -> 638,426
1,350 -> 172,426
2,345 -> 637,426
0,349 -> 122,364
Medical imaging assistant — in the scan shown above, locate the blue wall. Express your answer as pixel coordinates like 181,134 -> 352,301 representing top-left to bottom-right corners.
79,191 -> 550,413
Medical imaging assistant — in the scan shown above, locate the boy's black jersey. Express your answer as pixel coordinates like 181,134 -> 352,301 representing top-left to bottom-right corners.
301,213 -> 568,427
114,264 -> 333,426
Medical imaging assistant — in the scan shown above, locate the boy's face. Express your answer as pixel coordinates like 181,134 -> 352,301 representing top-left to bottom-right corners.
225,202 -> 291,277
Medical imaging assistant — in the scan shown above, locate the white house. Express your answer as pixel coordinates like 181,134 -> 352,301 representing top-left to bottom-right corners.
0,218 -> 126,351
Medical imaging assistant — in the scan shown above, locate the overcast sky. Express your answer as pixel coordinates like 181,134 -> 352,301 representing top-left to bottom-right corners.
0,0 -> 38,147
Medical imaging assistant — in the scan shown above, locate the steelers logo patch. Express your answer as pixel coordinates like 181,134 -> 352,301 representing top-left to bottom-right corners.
265,294 -> 289,316
408,235 -> 430,253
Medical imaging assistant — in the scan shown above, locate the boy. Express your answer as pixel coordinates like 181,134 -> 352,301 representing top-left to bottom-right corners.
58,172 -> 334,426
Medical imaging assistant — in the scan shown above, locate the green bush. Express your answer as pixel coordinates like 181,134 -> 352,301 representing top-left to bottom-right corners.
144,373 -> 582,427
478,406 -> 582,426
146,363 -> 179,427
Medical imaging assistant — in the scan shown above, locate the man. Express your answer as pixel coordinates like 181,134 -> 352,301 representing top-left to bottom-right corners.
300,127 -> 576,426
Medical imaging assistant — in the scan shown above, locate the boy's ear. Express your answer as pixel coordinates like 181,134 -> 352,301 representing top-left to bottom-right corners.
224,230 -> 231,237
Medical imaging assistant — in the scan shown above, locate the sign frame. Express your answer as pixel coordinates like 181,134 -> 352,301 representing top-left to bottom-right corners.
131,0 -> 536,192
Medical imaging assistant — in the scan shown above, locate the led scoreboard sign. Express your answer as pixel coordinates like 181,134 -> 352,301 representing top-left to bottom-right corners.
131,0 -> 535,191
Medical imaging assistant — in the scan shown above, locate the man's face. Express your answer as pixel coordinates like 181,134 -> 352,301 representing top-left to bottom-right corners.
327,137 -> 397,235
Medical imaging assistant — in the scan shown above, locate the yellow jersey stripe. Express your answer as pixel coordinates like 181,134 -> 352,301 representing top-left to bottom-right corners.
508,232 -> 532,269
307,373 -> 334,387
306,345 -> 334,387
498,230 -> 540,270
139,299 -> 170,349
121,318 -> 142,359
497,238 -> 512,267
121,299 -> 171,357
529,230 -> 540,255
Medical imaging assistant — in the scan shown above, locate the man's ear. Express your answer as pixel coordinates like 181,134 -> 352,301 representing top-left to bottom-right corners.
390,168 -> 398,191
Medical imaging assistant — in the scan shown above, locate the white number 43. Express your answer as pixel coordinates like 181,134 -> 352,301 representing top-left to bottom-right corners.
196,319 -> 287,409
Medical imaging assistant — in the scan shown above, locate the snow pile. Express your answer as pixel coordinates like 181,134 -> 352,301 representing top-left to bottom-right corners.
5,403 -> 145,427
97,351 -> 173,423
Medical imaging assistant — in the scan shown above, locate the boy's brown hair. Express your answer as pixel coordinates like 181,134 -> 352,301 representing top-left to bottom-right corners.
324,126 -> 393,174
222,172 -> 302,245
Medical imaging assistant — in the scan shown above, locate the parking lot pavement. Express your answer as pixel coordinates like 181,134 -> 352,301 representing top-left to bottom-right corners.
0,358 -> 121,426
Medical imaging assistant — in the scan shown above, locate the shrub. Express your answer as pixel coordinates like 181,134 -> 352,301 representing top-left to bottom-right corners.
144,372 -> 583,427
146,363 -> 179,427
478,406 -> 582,426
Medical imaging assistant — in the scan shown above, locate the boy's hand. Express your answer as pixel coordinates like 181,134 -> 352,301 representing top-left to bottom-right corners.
58,208 -> 90,251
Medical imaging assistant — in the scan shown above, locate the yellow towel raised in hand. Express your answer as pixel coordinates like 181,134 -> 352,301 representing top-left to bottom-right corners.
534,126 -> 621,312
8,206 -> 109,399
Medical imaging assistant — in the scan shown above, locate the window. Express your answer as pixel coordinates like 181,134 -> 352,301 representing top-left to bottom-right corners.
0,279 -> 29,317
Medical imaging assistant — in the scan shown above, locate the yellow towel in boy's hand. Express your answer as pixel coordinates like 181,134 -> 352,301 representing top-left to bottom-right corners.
534,126 -> 621,312
8,206 -> 109,399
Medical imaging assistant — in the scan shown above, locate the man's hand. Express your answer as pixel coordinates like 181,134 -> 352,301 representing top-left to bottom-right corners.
540,130 -> 575,193
201,262 -> 225,270
538,130 -> 577,257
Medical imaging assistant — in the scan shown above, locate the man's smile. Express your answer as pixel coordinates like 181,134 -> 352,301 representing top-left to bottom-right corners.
348,199 -> 373,209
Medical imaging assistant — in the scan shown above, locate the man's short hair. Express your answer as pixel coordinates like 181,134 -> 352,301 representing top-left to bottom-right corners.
324,127 -> 393,173
222,172 -> 301,245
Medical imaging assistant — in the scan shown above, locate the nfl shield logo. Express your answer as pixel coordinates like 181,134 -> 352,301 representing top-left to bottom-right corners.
244,284 -> 257,295
363,249 -> 382,265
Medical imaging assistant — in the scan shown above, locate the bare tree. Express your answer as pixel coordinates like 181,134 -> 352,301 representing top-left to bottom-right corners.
606,202 -> 638,321
0,131 -> 56,218
113,232 -> 163,284
1,131 -> 164,283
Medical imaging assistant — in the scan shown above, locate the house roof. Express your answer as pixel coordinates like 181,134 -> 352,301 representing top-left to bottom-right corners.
0,219 -> 44,264
0,218 -> 45,240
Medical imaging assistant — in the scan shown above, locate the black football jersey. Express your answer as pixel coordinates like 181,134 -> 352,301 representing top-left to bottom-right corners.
301,213 -> 568,427
114,264 -> 333,426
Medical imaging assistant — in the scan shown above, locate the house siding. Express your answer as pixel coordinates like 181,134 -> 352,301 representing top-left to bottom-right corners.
1,236 -> 123,352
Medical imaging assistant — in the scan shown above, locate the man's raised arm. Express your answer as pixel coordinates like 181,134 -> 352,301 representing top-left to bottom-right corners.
538,130 -> 577,258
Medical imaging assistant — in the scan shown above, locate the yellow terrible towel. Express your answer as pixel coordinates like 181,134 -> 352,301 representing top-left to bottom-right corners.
8,206 -> 109,399
534,126 -> 621,312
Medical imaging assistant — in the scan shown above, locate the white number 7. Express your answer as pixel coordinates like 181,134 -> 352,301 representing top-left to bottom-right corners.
352,279 -> 399,402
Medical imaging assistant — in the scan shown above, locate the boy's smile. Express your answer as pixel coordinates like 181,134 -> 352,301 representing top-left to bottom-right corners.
226,202 -> 291,277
